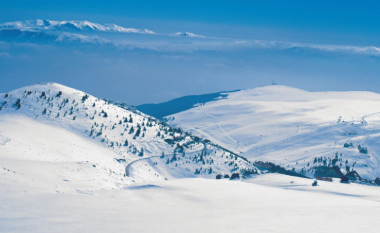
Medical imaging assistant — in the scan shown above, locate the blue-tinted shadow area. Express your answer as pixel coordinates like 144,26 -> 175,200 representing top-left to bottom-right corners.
136,90 -> 239,119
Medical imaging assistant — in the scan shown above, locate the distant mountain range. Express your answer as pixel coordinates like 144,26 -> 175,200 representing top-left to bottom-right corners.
0,19 -> 155,34
1,19 -> 379,56
0,19 -> 210,47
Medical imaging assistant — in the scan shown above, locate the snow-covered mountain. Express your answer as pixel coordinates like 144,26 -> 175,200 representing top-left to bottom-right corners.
171,32 -> 205,37
0,19 -> 214,47
0,19 -> 154,34
163,85 -> 380,180
2,83 -> 380,232
0,19 -> 156,45
0,83 -> 257,191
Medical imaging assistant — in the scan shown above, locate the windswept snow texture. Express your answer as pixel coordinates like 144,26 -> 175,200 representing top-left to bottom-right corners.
165,85 -> 380,179
1,175 -> 380,233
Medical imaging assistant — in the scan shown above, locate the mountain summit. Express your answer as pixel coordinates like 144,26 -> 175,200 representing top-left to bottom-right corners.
153,85 -> 380,180
0,19 -> 155,34
0,83 -> 257,189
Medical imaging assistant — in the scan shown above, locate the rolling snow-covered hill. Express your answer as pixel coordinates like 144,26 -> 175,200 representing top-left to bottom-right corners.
2,83 -> 380,233
0,83 -> 257,191
164,85 -> 380,180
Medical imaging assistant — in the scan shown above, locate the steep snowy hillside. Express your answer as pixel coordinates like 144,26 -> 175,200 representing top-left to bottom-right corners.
165,85 -> 380,180
0,83 -> 257,191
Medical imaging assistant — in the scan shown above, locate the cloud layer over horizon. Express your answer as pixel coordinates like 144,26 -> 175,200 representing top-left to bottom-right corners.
1,19 -> 380,105
1,19 -> 380,57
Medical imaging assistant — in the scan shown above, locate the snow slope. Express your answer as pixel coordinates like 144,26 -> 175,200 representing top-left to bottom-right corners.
165,85 -> 380,179
1,175 -> 380,233
0,83 -> 257,189
1,83 -> 380,232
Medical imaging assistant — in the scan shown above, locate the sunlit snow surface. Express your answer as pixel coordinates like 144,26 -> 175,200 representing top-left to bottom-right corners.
1,174 -> 380,232
167,85 -> 380,179
1,83 -> 380,232
0,83 -> 256,188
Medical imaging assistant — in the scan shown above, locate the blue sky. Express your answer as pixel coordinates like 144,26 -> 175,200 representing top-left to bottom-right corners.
0,1 -> 380,104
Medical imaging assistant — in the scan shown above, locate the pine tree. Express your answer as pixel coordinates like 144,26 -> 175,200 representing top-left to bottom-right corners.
171,153 -> 177,162
129,126 -> 134,134
135,128 -> 141,137
81,94 -> 89,103
14,98 -> 21,109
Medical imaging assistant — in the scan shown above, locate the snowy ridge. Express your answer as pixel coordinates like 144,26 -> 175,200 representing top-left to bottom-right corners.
0,83 -> 258,191
171,32 -> 205,37
166,85 -> 380,180
0,19 -> 154,34
2,84 -> 380,233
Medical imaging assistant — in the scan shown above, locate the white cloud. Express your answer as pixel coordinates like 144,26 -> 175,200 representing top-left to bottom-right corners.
0,52 -> 11,57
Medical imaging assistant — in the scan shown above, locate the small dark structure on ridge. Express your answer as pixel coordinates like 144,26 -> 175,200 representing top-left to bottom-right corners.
340,176 -> 349,183
216,174 -> 222,179
374,178 -> 380,186
230,173 -> 240,180
224,174 -> 230,179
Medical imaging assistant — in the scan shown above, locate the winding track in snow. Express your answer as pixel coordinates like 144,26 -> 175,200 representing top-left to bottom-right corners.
125,155 -> 163,177
125,142 -> 208,177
